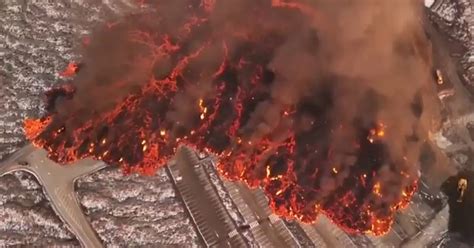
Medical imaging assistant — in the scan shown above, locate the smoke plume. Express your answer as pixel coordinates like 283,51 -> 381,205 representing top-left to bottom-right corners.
25,0 -> 440,235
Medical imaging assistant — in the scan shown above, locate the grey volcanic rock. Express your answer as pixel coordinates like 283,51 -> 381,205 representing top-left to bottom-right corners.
0,1 -> 197,246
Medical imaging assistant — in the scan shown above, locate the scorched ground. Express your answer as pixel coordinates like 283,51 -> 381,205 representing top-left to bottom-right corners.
24,0 -> 437,236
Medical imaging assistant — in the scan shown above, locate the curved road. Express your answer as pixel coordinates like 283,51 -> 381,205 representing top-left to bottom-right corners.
0,145 -> 106,248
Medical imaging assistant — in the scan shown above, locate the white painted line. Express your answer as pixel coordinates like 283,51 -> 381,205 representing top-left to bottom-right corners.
249,220 -> 260,229
228,229 -> 239,238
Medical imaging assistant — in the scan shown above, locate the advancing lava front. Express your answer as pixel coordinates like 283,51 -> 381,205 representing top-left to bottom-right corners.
25,0 -> 431,236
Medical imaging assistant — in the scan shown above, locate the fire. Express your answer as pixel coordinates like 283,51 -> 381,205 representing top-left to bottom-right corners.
369,216 -> 393,236
368,122 -> 386,143
23,0 -> 420,236
373,182 -> 382,198
24,117 -> 52,142
60,62 -> 80,77
198,98 -> 208,120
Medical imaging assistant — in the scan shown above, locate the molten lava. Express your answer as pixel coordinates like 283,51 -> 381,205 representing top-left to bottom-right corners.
24,0 -> 428,236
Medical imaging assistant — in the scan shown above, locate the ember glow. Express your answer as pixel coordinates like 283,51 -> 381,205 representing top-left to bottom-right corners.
59,62 -> 81,78
24,0 -> 435,235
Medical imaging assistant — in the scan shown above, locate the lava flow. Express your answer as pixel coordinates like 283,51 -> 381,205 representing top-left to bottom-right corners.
24,0 -> 436,236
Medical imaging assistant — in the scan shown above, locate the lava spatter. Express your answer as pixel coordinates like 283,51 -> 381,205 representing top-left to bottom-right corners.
24,0 -> 434,235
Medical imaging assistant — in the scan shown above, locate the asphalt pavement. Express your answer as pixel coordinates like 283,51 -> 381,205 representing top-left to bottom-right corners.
232,183 -> 299,248
167,147 -> 249,247
0,145 -> 106,248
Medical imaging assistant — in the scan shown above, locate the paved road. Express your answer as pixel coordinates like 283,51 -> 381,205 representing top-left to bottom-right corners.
402,205 -> 449,248
298,222 -> 327,248
418,7 -> 470,187
0,144 -> 295,248
426,10 -> 473,116
294,10 -> 471,248
311,216 -> 357,248
0,145 -> 106,248
1,144 -> 246,248
236,184 -> 300,248
215,164 -> 303,248
431,25 -> 474,148
167,147 -> 248,247
367,11 -> 472,248
0,14 -> 465,248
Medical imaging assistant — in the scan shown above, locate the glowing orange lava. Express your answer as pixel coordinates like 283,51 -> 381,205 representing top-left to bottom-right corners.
24,0 -> 418,236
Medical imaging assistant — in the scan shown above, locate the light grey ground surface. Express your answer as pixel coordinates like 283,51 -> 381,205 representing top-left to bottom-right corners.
430,0 -> 473,92
0,172 -> 77,246
76,168 -> 198,247
0,0 -> 472,247
424,1 -> 473,247
0,1 -> 198,246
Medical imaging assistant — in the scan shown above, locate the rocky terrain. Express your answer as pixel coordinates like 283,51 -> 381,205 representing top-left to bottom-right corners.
76,168 -> 198,247
429,0 -> 473,95
0,172 -> 77,246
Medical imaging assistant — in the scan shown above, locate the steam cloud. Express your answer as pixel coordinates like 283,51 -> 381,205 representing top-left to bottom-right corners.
27,0 -> 440,234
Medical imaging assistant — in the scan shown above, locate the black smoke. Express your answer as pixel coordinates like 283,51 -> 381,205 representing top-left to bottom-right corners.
28,0 -> 440,234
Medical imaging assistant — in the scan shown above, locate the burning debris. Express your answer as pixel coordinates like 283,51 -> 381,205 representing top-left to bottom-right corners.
24,0 -> 438,236
59,62 -> 82,78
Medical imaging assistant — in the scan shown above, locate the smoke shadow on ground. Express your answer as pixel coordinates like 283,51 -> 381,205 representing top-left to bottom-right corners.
441,169 -> 474,245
